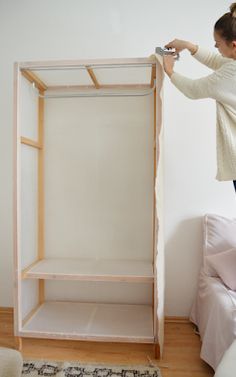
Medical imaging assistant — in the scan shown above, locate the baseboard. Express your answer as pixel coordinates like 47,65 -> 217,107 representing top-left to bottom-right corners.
165,316 -> 190,323
0,307 -> 13,314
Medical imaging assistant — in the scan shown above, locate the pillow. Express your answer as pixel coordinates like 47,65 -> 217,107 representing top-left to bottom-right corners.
203,214 -> 236,276
205,248 -> 236,290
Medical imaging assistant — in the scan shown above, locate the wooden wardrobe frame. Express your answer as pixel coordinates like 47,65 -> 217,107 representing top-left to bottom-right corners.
13,56 -> 162,357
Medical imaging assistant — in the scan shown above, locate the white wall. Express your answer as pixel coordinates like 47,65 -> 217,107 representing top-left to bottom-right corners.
0,0 -> 235,315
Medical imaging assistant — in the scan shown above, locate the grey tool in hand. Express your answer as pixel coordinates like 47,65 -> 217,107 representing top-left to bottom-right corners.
155,47 -> 180,60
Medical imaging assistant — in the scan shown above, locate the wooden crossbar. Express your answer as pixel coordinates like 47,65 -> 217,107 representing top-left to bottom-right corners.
21,137 -> 42,149
86,68 -> 100,89
21,70 -> 48,91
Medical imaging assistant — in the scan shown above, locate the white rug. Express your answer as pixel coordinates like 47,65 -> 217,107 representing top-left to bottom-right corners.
22,361 -> 162,377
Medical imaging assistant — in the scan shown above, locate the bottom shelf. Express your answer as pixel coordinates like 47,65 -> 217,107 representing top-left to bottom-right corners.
21,301 -> 154,343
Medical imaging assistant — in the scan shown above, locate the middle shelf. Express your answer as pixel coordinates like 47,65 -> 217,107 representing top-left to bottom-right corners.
22,258 -> 154,283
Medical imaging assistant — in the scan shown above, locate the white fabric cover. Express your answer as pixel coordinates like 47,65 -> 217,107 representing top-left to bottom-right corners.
191,214 -> 236,370
205,248 -> 236,290
190,270 -> 236,370
214,340 -> 236,377
203,214 -> 236,276
0,348 -> 23,377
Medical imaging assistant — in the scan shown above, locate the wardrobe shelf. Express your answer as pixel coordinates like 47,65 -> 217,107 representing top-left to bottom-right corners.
22,258 -> 154,283
21,301 -> 154,343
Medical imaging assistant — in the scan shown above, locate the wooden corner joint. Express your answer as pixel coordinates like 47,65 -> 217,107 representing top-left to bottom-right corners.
21,69 -> 48,91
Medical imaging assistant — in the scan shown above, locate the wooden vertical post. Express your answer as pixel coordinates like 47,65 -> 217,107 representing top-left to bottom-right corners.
15,336 -> 22,351
153,57 -> 165,358
13,63 -> 23,350
153,85 -> 157,251
152,67 -> 157,265
152,69 -> 158,355
38,90 -> 45,304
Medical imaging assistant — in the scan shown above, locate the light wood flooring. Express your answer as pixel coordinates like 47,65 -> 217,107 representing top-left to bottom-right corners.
0,309 -> 214,377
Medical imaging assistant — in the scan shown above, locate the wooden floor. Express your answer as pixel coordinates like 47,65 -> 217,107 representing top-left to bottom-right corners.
0,309 -> 214,377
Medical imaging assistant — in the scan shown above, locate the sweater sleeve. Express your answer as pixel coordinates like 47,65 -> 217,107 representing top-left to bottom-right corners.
193,46 -> 230,70
170,70 -> 221,100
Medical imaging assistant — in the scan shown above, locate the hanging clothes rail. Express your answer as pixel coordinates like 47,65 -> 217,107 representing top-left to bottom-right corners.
39,86 -> 156,99
20,63 -> 155,71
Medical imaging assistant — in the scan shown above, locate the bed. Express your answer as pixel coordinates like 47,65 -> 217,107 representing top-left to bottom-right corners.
190,214 -> 236,371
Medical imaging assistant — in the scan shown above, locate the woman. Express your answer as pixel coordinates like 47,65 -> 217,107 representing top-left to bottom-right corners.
163,2 -> 236,192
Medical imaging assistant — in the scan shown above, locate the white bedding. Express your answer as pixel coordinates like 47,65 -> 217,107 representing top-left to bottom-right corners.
190,269 -> 236,370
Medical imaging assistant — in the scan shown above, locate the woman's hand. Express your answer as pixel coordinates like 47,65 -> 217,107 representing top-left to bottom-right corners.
163,55 -> 175,77
165,39 -> 198,55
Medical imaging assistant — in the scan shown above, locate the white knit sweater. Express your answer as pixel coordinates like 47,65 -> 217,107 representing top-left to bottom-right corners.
171,46 -> 236,181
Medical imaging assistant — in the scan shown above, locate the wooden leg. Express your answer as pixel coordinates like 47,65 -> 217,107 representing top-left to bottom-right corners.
15,336 -> 22,351
154,343 -> 160,359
